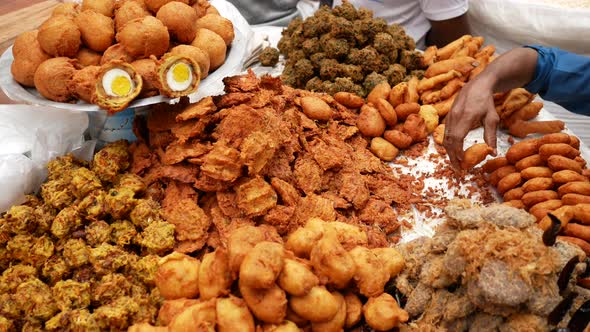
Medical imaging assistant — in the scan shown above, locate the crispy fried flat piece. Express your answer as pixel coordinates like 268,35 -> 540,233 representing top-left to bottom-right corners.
162,141 -> 211,165
261,147 -> 295,182
194,173 -> 232,192
260,75 -> 283,92
129,142 -> 158,175
164,198 -> 211,253
223,70 -> 260,93
327,122 -> 359,141
144,163 -> 199,185
246,88 -> 276,109
214,106 -> 287,149
351,148 -> 388,174
309,137 -> 347,171
293,194 -> 337,226
262,205 -> 295,235
339,171 -> 370,209
216,190 -> 242,218
161,181 -> 198,212
147,106 -> 182,132
149,131 -> 175,149
240,131 -> 278,175
321,191 -> 351,209
176,96 -> 217,122
359,199 -> 399,234
215,92 -> 255,108
365,173 -> 411,206
171,119 -> 208,144
293,157 -> 323,195
201,141 -> 243,182
270,178 -> 301,206
236,177 -> 278,217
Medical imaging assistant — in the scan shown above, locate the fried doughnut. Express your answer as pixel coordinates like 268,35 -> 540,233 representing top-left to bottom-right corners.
515,154 -> 543,171
563,223 -> 590,242
503,187 -> 524,202
539,205 -> 574,231
489,165 -> 517,187
539,133 -> 571,146
558,181 -> 590,197
506,138 -> 540,164
497,172 -> 522,194
557,236 -> 590,255
521,166 -> 553,180
561,193 -> 590,206
574,203 -> 590,224
483,157 -> 509,174
503,200 -> 525,209
539,143 -> 580,161
522,177 -> 553,193
547,155 -> 583,174
521,190 -> 558,207
553,170 -> 588,185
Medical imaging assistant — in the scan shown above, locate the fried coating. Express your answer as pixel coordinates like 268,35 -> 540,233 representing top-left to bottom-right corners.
157,298 -> 199,326
363,293 -> 409,331
163,198 -> 210,253
191,28 -> 226,70
260,47 -> 280,67
10,30 -> 51,87
170,44 -> 211,79
201,140 -> 243,181
236,177 -> 278,217
155,252 -> 200,299
82,0 -> 115,17
38,16 -> 81,57
349,246 -> 390,297
52,279 -> 91,311
240,241 -> 285,289
145,0 -> 188,13
289,285 -> 339,323
116,16 -> 170,58
15,278 -> 59,320
114,0 -> 150,31
52,2 -> 80,18
310,229 -> 356,289
89,243 -> 131,274
70,65 -> 100,102
101,43 -> 135,65
75,10 -> 115,52
227,225 -> 281,276
195,14 -> 234,46
92,140 -> 130,183
198,248 -> 232,300
34,57 -> 77,103
216,295 -> 256,332
240,281 -> 287,324
506,138 -> 540,164
156,2 -> 197,44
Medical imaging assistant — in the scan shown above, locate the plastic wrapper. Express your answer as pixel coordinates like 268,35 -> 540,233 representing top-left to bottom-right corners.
0,105 -> 90,212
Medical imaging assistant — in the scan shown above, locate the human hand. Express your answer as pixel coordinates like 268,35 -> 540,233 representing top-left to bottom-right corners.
443,76 -> 499,169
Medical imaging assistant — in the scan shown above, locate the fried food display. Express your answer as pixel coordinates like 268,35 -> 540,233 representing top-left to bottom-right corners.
74,10 -> 115,52
82,0 -> 115,17
93,61 -> 143,113
76,47 -> 102,67
33,57 -> 77,103
156,1 -> 197,44
132,58 -> 160,97
10,30 -> 51,87
114,0 -> 150,31
0,142 -> 175,330
191,28 -> 227,70
38,15 -> 81,57
116,16 -> 169,58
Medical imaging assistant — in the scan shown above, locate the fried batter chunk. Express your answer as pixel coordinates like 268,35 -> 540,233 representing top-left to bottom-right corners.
51,206 -> 82,239
41,179 -> 75,210
105,187 -> 137,219
240,131 -> 279,175
70,167 -> 102,199
163,198 -> 210,253
85,220 -> 112,247
15,278 -> 58,320
201,140 -> 243,182
42,256 -> 70,286
92,273 -> 132,305
135,219 -> 176,255
89,243 -> 131,275
294,157 -> 323,195
130,199 -> 161,229
115,173 -> 147,195
62,238 -> 90,268
4,205 -> 37,234
131,255 -> 160,286
92,140 -> 130,183
0,264 -> 37,294
6,234 -> 35,262
47,155 -> 82,181
77,190 -> 107,221
110,220 -> 138,246
359,199 -> 399,234
28,235 -> 55,268
236,177 -> 278,217
93,296 -> 140,330
52,280 -> 91,310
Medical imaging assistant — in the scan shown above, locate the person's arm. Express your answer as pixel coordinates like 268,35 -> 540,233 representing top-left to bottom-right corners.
426,14 -> 470,48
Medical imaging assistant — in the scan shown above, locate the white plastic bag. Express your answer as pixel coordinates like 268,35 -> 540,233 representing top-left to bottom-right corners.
0,105 -> 89,212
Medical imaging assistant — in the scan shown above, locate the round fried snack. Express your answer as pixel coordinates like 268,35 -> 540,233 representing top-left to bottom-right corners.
363,293 -> 409,331
145,0 -> 189,13
290,286 -> 339,323
348,246 -> 389,297
116,16 -> 170,58
553,170 -> 588,185
198,248 -> 232,300
240,281 -> 287,324
310,229 -> 356,289
503,187 -> 524,202
75,10 -> 115,52
539,143 -> 580,161
191,28 -> 227,70
93,61 -> 143,113
51,3 -> 80,18
157,54 -> 201,98
285,219 -> 325,259
195,14 -> 235,46
547,155 -> 583,174
131,58 -> 160,97
169,44 -> 210,79
278,258 -> 319,296
76,48 -> 102,67
38,16 -> 81,57
10,30 -> 51,87
154,252 -> 200,300
70,65 -> 100,103
521,166 -> 553,180
158,298 -> 199,326
82,0 -> 115,17
114,0 -> 150,31
558,181 -> 590,197
169,300 -> 216,332
101,43 -> 135,65
562,193 -> 590,205
156,2 -> 197,44
216,296 -> 255,332
503,200 -> 525,209
505,138 -> 539,164
357,104 -> 386,137
311,292 -> 346,332
344,292 -> 362,328
34,57 -> 77,102
261,321 -> 300,332
515,154 -> 543,171
239,241 -> 285,289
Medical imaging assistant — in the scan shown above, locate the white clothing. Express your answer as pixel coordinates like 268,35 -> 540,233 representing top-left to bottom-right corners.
333,0 -> 468,49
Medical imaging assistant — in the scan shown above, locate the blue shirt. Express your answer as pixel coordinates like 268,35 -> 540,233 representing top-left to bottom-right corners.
524,45 -> 590,116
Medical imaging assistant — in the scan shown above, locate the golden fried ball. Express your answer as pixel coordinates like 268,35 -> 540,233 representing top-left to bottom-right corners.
195,14 -> 234,46
131,59 -> 159,97
192,0 -> 210,18
206,5 -> 219,15
93,61 -> 143,113
145,0 -> 188,13
34,57 -> 77,102
70,65 -> 100,103
82,0 -> 115,17
10,30 -> 51,87
114,0 -> 150,31
38,16 -> 81,57
51,3 -> 81,18
75,11 -> 115,52
169,44 -> 210,79
101,43 -> 135,65
76,48 -> 102,67
116,16 -> 170,58
191,28 -> 226,70
156,2 -> 197,44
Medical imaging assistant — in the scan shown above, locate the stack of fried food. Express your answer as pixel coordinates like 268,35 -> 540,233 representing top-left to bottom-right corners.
11,0 -> 234,113
130,219 -> 408,331
278,1 -> 424,97
130,71 -> 411,255
395,200 -> 590,330
0,141 -> 176,331
482,133 -> 590,255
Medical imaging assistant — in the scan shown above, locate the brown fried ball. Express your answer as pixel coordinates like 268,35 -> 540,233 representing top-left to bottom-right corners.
34,57 -> 77,102
116,16 -> 170,58
131,59 -> 160,97
114,0 -> 150,31
10,30 -> 51,87
51,3 -> 81,18
82,0 -> 115,17
38,16 -> 81,57
76,48 -> 102,67
101,43 -> 135,65
169,44 -> 210,79
145,0 -> 189,13
191,28 -> 226,71
75,11 -> 115,52
206,4 -> 219,15
192,0 -> 210,18
70,65 -> 100,103
156,2 -> 197,44
195,14 -> 234,46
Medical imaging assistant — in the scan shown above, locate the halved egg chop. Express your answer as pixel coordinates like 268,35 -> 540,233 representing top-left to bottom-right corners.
157,55 -> 200,98
94,61 -> 142,114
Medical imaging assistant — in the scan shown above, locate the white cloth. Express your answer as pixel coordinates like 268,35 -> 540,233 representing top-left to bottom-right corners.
333,0 -> 468,49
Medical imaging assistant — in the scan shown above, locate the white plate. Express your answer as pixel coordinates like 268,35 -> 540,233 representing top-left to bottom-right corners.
0,0 -> 254,112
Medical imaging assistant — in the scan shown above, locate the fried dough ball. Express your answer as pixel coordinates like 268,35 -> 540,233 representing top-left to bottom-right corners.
158,298 -> 199,326
349,246 -> 389,297
10,30 -> 51,87
116,16 -> 170,58
216,296 -> 256,332
51,2 -> 80,18
156,2 -> 197,44
168,299 -> 216,332
310,229 -> 356,289
195,14 -> 234,46
34,57 -> 77,102
239,281 -> 287,324
169,44 -> 210,78
278,258 -> 319,296
131,59 -> 160,97
145,0 -> 189,13
363,293 -> 409,331
76,48 -> 102,67
154,252 -> 200,300
290,286 -> 339,323
75,10 -> 115,52
38,16 -> 81,57
70,65 -> 100,103
82,0 -> 115,17
191,28 -> 226,70
199,248 -> 232,300
192,0 -> 210,17
239,241 -> 285,289
311,291 -> 346,332
101,43 -> 135,65
114,0 -> 150,31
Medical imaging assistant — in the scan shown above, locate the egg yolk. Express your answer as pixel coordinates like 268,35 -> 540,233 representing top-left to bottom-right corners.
111,76 -> 132,96
172,63 -> 190,83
